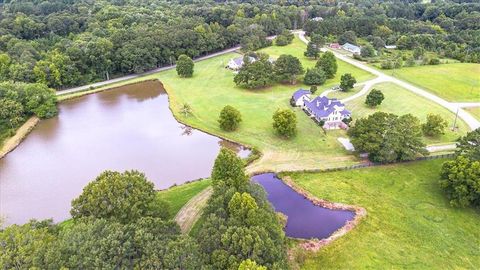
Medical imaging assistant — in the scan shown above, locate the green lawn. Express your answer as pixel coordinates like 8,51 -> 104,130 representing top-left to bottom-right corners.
282,159 -> 480,269
386,63 -> 480,102
345,82 -> 469,144
466,107 -> 480,121
157,179 -> 211,219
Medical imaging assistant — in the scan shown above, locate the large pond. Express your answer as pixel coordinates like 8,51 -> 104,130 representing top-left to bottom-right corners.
0,80 -> 249,225
253,173 -> 355,239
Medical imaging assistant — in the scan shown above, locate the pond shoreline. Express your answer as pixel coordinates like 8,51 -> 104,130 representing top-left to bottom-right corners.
0,116 -> 39,159
278,175 -> 367,252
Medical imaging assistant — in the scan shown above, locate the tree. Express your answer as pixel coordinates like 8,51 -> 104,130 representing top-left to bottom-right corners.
413,47 -> 425,60
455,128 -> 480,160
440,155 -> 480,208
338,30 -> 357,45
348,112 -> 427,163
422,114 -> 447,137
304,42 -> 319,59
234,56 -> 275,89
339,73 -> 356,91
0,220 -> 58,269
180,103 -> 192,117
365,89 -> 384,107
238,259 -> 267,270
303,68 -> 326,86
176,54 -> 194,77
361,44 -> 375,58
218,105 -> 242,131
315,52 -> 337,79
274,54 -> 304,84
275,35 -> 288,46
211,148 -> 248,191
70,170 -> 168,223
272,109 -> 297,138
0,98 -> 24,128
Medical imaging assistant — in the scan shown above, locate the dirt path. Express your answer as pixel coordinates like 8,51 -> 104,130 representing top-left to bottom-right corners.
0,116 -> 39,159
174,186 -> 213,233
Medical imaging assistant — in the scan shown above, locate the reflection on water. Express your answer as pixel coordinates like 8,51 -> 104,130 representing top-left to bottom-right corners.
253,173 -> 355,239
0,80 -> 247,225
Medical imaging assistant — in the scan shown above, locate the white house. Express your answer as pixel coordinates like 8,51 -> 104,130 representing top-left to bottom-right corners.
290,89 -> 312,107
227,56 -> 256,70
341,43 -> 361,55
292,90 -> 351,130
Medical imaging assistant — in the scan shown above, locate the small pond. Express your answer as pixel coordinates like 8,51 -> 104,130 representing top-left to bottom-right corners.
0,80 -> 249,225
252,173 -> 355,239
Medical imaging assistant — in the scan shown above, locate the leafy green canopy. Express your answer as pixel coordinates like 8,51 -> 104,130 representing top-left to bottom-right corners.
197,148 -> 288,269
272,109 -> 297,138
348,112 -> 427,163
219,105 -> 242,131
70,170 -> 169,223
365,89 -> 385,107
315,51 -> 337,79
176,54 -> 194,78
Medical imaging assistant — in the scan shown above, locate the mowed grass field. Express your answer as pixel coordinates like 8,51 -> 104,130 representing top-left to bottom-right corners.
283,159 -> 480,269
466,107 -> 480,120
152,36 -> 376,172
388,63 -> 480,102
157,179 -> 210,219
345,82 -> 469,144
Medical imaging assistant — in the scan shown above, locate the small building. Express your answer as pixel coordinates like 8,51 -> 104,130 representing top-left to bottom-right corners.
227,56 -> 256,70
311,17 -> 324,22
341,43 -> 361,55
385,45 -> 397,50
329,43 -> 341,49
290,89 -> 312,107
303,96 -> 351,129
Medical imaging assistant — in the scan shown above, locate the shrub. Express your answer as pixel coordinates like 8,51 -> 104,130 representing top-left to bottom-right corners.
365,89 -> 385,107
272,109 -> 297,138
339,73 -> 356,91
218,105 -> 242,131
422,114 -> 447,137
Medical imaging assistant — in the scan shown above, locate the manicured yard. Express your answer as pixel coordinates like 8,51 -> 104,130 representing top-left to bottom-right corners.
345,82 -> 469,144
283,159 -> 480,269
157,179 -> 211,219
387,63 -> 480,102
466,107 -> 480,121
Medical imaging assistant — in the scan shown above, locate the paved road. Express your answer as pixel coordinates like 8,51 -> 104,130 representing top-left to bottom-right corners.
297,31 -> 480,130
57,46 -> 242,95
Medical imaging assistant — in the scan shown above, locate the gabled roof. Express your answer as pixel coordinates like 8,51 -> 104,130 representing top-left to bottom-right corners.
231,56 -> 255,66
342,43 -> 361,51
304,96 -> 347,118
292,89 -> 311,101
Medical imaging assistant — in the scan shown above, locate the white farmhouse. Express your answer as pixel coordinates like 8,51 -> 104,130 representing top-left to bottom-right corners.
226,56 -> 256,70
291,90 -> 351,130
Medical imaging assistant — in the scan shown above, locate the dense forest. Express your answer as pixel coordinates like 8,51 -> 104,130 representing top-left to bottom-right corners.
0,0 -> 478,89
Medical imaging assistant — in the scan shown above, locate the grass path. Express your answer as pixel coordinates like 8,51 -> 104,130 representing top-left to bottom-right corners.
283,159 -> 480,269
174,186 -> 212,233
0,116 -> 39,158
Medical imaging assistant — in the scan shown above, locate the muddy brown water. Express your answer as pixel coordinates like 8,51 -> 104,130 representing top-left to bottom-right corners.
0,80 -> 249,225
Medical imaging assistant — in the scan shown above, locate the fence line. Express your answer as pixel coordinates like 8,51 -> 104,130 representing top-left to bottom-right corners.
282,153 -> 456,174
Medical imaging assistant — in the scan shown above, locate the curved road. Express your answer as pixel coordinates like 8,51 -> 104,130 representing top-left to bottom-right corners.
296,31 -> 480,131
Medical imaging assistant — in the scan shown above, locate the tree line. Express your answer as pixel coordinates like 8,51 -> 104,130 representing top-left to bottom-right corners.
0,0 -> 311,89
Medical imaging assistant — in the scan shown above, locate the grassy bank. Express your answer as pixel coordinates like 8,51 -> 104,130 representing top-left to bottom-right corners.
345,82 -> 469,144
157,179 -> 211,219
283,159 -> 480,269
386,63 -> 480,102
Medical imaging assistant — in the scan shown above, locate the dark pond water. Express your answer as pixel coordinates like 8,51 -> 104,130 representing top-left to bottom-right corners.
0,80 -> 249,226
252,173 -> 355,239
